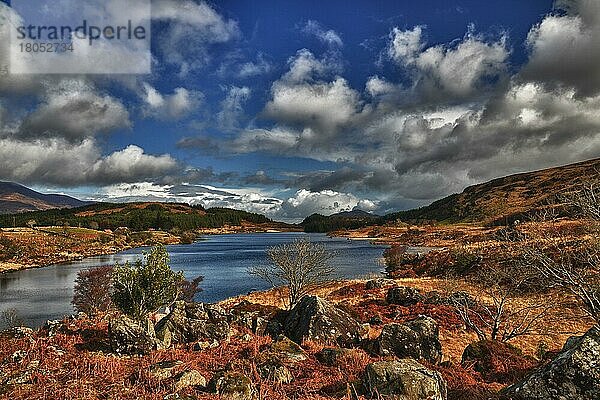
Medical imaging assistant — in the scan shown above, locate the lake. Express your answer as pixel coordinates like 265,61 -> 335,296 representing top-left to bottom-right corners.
0,232 -> 388,329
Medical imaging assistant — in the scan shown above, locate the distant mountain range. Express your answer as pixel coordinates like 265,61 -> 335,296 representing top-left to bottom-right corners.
0,182 -> 92,214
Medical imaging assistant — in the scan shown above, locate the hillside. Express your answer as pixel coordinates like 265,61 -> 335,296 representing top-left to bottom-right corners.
301,209 -> 381,232
0,182 -> 91,214
386,158 -> 600,225
0,201 -> 283,232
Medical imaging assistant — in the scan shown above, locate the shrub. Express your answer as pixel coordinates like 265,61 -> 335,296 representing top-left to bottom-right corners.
111,245 -> 184,320
461,340 -> 538,384
72,265 -> 114,315
248,238 -> 334,308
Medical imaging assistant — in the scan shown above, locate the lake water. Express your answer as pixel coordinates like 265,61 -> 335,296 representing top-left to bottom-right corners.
0,232 -> 387,329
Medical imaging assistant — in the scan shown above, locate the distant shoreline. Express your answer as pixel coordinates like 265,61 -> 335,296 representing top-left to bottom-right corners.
0,225 -> 302,274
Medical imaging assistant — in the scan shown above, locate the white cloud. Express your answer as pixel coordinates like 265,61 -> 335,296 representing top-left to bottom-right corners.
280,189 -> 378,219
389,25 -> 509,98
522,0 -> 600,95
217,86 -> 251,129
142,84 -> 202,120
152,0 -> 239,75
302,20 -> 343,47
19,81 -> 130,142
0,138 -> 178,186
237,54 -> 273,78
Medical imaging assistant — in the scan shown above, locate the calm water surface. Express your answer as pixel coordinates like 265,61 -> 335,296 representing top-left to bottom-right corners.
0,232 -> 387,329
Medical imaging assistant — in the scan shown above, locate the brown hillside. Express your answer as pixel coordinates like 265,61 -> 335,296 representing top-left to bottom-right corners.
393,158 -> 600,225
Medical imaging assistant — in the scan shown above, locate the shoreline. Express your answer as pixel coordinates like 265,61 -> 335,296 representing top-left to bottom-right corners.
0,225 -> 302,275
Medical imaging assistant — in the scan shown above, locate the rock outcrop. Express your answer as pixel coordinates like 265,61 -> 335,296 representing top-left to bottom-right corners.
386,286 -> 423,306
283,295 -> 366,346
108,316 -> 160,355
155,301 -> 231,346
372,316 -> 442,364
363,359 -> 447,400
502,325 -> 600,400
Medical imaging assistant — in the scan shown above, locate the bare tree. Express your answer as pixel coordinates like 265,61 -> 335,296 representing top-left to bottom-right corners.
248,238 -> 335,308
447,263 -> 554,342
519,180 -> 600,322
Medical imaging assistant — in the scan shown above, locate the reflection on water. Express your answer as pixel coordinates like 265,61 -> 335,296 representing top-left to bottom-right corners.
0,232 -> 387,329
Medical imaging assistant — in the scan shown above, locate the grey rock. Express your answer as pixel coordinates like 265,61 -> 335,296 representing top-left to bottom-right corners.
386,286 -> 423,306
173,370 -> 206,391
257,358 -> 293,384
108,315 -> 159,355
269,335 -> 307,363
363,359 -> 447,400
155,301 -> 231,346
149,360 -> 183,380
207,371 -> 254,400
373,316 -> 442,364
283,295 -> 366,346
502,325 -> 600,400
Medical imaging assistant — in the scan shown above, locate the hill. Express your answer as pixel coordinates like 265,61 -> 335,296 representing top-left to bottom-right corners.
0,201 -> 280,232
0,181 -> 91,214
387,158 -> 600,225
301,209 -> 381,232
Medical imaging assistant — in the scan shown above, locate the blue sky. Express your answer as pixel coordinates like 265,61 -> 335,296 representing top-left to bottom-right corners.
2,0 -> 600,221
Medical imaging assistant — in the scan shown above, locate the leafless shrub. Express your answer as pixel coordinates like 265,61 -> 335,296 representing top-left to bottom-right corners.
447,262 -> 554,342
519,180 -> 600,322
248,238 -> 335,309
1,308 -> 23,328
72,265 -> 114,315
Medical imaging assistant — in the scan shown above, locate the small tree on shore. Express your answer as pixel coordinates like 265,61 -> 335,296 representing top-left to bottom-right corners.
248,238 -> 335,309
111,245 -> 184,321
72,265 -> 114,315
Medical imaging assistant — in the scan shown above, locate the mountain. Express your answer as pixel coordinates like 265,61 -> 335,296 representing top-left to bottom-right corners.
0,182 -> 92,214
386,158 -> 600,225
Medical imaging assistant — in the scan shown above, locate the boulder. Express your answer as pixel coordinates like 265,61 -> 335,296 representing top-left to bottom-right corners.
257,357 -> 293,384
207,371 -> 254,400
386,286 -> 423,306
1,326 -> 33,339
108,316 -> 159,355
363,359 -> 447,400
173,370 -> 206,391
283,295 -> 366,346
269,335 -> 308,363
229,300 -> 284,336
155,301 -> 231,346
373,316 -> 442,364
148,360 -> 183,380
502,325 -> 600,400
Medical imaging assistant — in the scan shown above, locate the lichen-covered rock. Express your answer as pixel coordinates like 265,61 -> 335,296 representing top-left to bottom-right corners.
502,325 -> 600,400
373,316 -> 442,364
386,286 -> 423,306
108,316 -> 159,355
229,300 -> 284,336
155,301 -> 231,346
283,295 -> 366,346
207,371 -> 254,400
148,360 -> 183,380
363,359 -> 447,400
269,335 -> 308,362
173,369 -> 206,391
257,357 -> 293,384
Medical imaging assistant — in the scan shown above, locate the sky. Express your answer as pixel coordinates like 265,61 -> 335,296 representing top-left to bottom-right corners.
1,0 -> 600,222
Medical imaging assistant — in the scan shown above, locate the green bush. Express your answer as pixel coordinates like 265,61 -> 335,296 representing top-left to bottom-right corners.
111,245 -> 184,320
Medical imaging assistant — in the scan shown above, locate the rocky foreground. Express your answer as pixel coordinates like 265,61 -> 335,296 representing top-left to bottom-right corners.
0,278 -> 597,400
